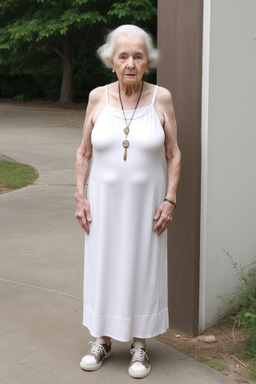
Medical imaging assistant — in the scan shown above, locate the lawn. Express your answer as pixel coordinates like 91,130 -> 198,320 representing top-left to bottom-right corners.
0,160 -> 38,189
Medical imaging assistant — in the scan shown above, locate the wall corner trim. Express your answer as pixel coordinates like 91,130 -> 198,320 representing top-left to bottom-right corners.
199,0 -> 211,333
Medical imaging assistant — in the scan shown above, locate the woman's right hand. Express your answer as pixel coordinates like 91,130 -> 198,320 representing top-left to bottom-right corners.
75,196 -> 92,234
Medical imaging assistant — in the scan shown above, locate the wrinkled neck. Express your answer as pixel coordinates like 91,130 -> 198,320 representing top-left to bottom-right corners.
119,80 -> 143,97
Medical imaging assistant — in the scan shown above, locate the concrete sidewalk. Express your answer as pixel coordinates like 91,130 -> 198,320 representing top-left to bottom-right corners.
0,103 -> 236,384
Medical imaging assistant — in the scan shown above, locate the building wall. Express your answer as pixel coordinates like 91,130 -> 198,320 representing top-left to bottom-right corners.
158,0 -> 203,335
200,0 -> 256,331
158,0 -> 256,334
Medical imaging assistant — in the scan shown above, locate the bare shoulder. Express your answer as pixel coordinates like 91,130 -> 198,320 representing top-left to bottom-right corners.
154,86 -> 176,129
86,85 -> 108,125
156,86 -> 173,104
88,85 -> 105,106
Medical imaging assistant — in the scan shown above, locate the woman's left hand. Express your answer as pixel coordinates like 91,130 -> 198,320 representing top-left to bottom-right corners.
153,201 -> 175,235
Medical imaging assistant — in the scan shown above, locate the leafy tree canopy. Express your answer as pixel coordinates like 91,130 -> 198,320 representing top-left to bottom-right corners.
0,0 -> 157,103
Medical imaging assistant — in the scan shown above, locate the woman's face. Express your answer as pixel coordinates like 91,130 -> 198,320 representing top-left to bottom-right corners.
111,34 -> 149,85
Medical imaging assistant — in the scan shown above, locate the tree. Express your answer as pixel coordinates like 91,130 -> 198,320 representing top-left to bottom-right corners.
0,0 -> 157,103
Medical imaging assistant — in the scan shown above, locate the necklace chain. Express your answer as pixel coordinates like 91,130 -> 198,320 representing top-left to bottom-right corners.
118,81 -> 144,161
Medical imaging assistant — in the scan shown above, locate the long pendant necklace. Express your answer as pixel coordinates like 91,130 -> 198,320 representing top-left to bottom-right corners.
118,80 -> 144,161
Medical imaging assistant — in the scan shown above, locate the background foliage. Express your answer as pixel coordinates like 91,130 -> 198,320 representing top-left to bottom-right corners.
0,0 -> 157,102
222,251 -> 256,358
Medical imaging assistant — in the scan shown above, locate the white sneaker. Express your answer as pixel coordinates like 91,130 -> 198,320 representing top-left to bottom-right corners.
128,341 -> 151,379
80,339 -> 111,371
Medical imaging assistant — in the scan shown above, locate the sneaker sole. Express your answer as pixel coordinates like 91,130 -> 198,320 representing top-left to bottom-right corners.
80,351 -> 111,371
128,363 -> 151,379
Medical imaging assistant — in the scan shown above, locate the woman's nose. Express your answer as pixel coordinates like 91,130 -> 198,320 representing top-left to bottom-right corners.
127,57 -> 135,68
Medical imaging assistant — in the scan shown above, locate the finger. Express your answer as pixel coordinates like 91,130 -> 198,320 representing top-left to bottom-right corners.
76,213 -> 90,234
81,217 -> 90,234
153,207 -> 162,221
85,206 -> 92,222
153,218 -> 164,233
154,216 -> 171,235
156,223 -> 167,235
83,222 -> 90,235
158,223 -> 168,235
153,219 -> 159,231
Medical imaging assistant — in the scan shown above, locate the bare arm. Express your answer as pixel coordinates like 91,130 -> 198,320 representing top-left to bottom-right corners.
153,87 -> 181,235
75,87 -> 104,234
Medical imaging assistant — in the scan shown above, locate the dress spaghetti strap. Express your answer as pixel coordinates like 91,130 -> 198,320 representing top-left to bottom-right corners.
105,85 -> 109,105
152,85 -> 158,105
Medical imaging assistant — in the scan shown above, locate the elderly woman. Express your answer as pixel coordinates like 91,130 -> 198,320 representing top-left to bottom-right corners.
75,25 -> 181,379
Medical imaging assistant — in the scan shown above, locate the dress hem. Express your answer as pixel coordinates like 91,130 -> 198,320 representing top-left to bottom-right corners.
83,305 -> 169,342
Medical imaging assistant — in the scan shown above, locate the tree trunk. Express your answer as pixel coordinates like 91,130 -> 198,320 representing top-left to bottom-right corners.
59,61 -> 74,103
59,33 -> 74,104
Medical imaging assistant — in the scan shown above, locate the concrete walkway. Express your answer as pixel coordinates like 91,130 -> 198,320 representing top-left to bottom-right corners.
0,103 -> 236,384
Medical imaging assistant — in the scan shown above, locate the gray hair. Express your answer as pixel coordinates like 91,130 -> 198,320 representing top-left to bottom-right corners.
97,25 -> 160,69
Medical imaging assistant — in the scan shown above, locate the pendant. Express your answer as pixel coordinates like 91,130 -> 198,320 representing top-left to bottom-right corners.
122,139 -> 130,161
122,139 -> 130,149
123,127 -> 130,135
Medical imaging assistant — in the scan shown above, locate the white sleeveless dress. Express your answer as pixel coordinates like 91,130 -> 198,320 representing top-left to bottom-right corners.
83,85 -> 169,342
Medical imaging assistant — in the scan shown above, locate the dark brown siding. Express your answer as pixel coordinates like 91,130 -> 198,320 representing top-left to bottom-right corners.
158,0 -> 203,335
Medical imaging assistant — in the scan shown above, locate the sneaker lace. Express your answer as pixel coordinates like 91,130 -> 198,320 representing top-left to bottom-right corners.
130,347 -> 148,362
89,341 -> 106,356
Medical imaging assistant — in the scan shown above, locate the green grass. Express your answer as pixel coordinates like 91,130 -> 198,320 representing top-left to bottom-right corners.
197,355 -> 228,372
248,365 -> 256,381
221,251 -> 256,358
0,160 -> 38,189
181,345 -> 196,354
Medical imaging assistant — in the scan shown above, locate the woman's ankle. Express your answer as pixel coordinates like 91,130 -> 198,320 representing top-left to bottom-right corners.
102,336 -> 111,346
133,338 -> 146,348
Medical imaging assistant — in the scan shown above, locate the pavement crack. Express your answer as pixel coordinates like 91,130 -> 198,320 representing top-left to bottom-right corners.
0,277 -> 82,300
34,183 -> 76,187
